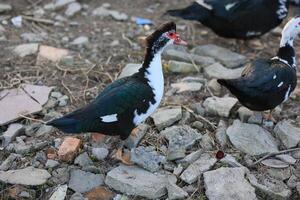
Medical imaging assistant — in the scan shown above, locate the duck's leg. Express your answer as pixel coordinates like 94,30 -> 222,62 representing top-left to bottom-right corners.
112,130 -> 133,165
263,110 -> 277,123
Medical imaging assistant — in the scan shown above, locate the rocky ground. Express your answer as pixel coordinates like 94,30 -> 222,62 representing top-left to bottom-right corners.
1,0 -> 300,200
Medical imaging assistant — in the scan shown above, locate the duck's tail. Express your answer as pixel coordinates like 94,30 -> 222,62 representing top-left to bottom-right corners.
46,117 -> 81,133
166,2 -> 209,21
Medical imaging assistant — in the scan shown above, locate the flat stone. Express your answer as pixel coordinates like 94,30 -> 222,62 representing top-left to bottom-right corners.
21,32 -> 45,42
0,4 -> 12,13
226,120 -> 278,156
151,106 -> 182,131
167,60 -> 199,74
274,120 -> 300,148
215,120 -> 228,147
105,165 -> 167,199
54,0 -> 75,9
118,63 -> 141,78
92,6 -> 128,21
171,82 -> 203,93
70,192 -> 85,200
275,154 -> 296,165
199,133 -> 215,150
161,125 -> 202,161
176,149 -> 203,166
167,178 -> 188,200
204,63 -> 244,79
69,169 -> 104,193
204,167 -> 257,200
220,154 -> 244,167
207,79 -> 222,96
261,159 -> 289,169
58,137 -> 81,162
203,96 -> 238,117
45,159 -> 60,168
124,124 -> 150,148
180,153 -> 217,184
49,184 -> 68,200
22,84 -> 53,105
192,44 -> 246,68
248,173 -> 292,200
13,43 -> 39,57
74,152 -> 93,167
1,123 -> 24,147
37,45 -> 69,62
70,36 -> 89,45
130,146 -> 166,172
91,147 -> 109,160
65,2 -> 81,17
35,124 -> 53,136
163,49 -> 215,67
0,167 -> 51,186
0,153 -> 20,171
267,168 -> 291,181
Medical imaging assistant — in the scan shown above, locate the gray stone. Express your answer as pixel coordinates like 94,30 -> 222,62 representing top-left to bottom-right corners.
226,120 -> 278,156
287,175 -> 298,188
74,152 -> 93,167
54,0 -> 75,9
65,2 -> 81,17
163,49 -> 215,67
91,147 -> 109,160
204,62 -> 244,79
167,178 -> 188,200
109,10 -> 128,21
261,159 -> 289,169
49,184 -> 68,200
275,154 -> 296,165
171,81 -> 203,93
1,123 -> 24,147
180,153 -> 217,184
69,169 -> 104,193
13,43 -> 39,57
274,120 -> 300,148
190,102 -> 206,116
130,146 -> 166,172
176,149 -> 203,166
248,113 -> 263,124
51,167 -> 69,184
152,106 -> 182,131
220,154 -> 244,167
124,123 -> 150,148
105,165 -> 167,199
199,133 -> 215,150
167,60 -> 199,74
161,125 -> 202,161
203,96 -> 238,117
297,183 -> 300,196
92,6 -> 128,21
0,167 -> 51,185
204,167 -> 257,200
19,191 -> 31,198
45,159 -> 59,168
215,120 -> 228,147
70,192 -> 86,200
267,168 -> 291,181
192,44 -> 246,68
238,106 -> 253,122
173,165 -> 183,176
207,79 -> 222,96
21,33 -> 44,42
35,124 -> 53,136
0,153 -> 20,171
70,36 -> 89,45
248,173 -> 292,200
0,4 -> 12,13
118,63 -> 141,78
191,121 -> 204,131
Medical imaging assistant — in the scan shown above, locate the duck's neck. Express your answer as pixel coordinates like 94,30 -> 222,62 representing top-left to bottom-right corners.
138,48 -> 163,78
275,30 -> 297,69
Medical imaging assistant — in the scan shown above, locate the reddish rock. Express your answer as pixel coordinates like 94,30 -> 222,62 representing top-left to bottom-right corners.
85,186 -> 114,200
91,133 -> 106,144
58,137 -> 81,162
46,148 -> 57,160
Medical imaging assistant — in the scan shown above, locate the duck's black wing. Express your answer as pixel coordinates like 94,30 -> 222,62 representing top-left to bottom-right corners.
218,59 -> 296,110
47,76 -> 154,136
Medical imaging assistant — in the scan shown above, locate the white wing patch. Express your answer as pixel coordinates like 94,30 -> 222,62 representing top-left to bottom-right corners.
196,0 -> 213,10
273,75 -> 277,80
100,114 -> 118,123
284,85 -> 291,102
278,82 -> 284,87
225,2 -> 238,10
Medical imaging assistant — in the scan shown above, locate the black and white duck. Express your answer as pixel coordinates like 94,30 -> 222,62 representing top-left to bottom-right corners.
217,16 -> 300,121
167,0 -> 289,39
47,22 -> 187,163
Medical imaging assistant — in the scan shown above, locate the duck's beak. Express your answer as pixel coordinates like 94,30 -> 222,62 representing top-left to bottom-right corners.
174,34 -> 188,46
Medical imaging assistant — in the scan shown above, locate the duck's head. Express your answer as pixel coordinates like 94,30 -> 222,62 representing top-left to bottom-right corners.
281,16 -> 300,47
145,22 -> 187,54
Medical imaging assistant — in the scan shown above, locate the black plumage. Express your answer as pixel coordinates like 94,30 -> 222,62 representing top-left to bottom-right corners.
218,16 -> 300,112
167,0 -> 288,39
47,22 -> 187,140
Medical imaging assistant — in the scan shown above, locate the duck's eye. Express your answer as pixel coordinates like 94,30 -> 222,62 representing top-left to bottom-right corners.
169,32 -> 174,37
